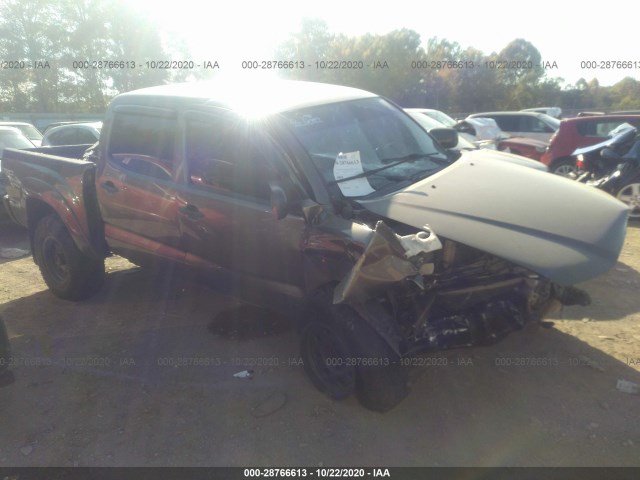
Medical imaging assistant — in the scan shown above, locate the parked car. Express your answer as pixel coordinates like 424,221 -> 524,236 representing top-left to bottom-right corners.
0,126 -> 34,156
521,107 -> 562,119
466,111 -> 560,142
455,117 -> 549,162
497,136 -> 549,162
42,122 -> 102,146
2,80 -> 628,411
407,109 -> 498,149
407,108 -> 458,128
610,110 -> 640,115
0,121 -> 43,146
540,115 -> 640,175
569,124 -> 640,219
42,120 -> 103,134
405,109 -> 477,150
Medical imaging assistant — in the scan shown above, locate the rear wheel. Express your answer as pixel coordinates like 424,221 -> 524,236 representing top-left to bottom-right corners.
33,214 -> 105,300
616,175 -> 640,220
551,158 -> 577,177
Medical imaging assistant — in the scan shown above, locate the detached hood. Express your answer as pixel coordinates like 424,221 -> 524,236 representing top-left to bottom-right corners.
358,155 -> 628,285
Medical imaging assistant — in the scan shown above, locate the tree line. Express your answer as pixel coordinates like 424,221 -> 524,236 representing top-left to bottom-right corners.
1,6 -> 639,115
275,19 -> 640,115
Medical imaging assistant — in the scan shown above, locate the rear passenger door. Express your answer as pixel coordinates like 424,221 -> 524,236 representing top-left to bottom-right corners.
98,107 -> 183,260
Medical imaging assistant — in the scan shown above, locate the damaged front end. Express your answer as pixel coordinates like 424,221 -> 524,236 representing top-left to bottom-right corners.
333,221 -> 590,357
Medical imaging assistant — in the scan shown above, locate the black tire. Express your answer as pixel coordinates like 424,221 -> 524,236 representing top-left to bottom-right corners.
340,308 -> 410,413
551,158 -> 577,177
300,291 -> 409,412
616,174 -> 640,220
300,319 -> 356,400
33,214 -> 105,300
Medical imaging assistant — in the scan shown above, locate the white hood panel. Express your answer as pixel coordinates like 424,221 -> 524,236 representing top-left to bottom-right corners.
359,155 -> 628,285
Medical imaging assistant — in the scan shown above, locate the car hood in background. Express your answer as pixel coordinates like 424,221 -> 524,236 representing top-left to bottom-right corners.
358,155 -> 628,285
501,136 -> 548,149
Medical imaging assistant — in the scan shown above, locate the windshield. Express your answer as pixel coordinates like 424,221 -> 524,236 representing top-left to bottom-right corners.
281,98 -> 451,198
539,113 -> 561,130
425,110 -> 457,128
0,131 -> 34,155
17,124 -> 43,141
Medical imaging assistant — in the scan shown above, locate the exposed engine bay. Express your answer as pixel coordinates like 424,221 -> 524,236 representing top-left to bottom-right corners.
334,220 -> 590,357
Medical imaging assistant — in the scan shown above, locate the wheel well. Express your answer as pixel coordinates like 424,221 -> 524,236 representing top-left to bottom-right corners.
26,199 -> 57,260
550,156 -> 573,170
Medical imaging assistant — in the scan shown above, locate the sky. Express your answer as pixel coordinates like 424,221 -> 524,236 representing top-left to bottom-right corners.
132,0 -> 638,87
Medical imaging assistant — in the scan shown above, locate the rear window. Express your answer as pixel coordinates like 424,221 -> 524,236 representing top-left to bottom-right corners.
576,120 -> 640,137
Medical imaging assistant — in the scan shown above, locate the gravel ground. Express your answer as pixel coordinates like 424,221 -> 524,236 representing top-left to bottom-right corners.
0,220 -> 638,467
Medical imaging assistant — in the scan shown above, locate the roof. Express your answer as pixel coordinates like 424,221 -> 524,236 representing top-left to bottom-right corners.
560,114 -> 640,124
109,79 -> 377,115
0,121 -> 35,126
468,111 -> 547,118
0,126 -> 23,135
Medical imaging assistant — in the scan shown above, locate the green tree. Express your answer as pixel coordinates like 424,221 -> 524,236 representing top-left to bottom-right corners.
497,38 -> 544,86
105,0 -> 170,94
0,0 -> 68,112
275,18 -> 335,82
610,77 -> 640,110
0,0 -> 179,113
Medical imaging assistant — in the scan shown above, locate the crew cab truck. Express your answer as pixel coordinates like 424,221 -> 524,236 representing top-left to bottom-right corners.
1,80 -> 629,411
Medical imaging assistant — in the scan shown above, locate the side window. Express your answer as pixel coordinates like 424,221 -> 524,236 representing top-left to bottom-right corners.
108,112 -> 177,178
531,118 -> 542,132
521,117 -> 553,133
73,129 -> 98,144
121,157 -> 172,181
48,130 -> 66,145
185,118 -> 281,201
577,121 -> 628,137
492,116 -> 516,131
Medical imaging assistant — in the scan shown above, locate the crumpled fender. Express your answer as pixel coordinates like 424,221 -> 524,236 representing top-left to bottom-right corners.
333,221 -> 442,304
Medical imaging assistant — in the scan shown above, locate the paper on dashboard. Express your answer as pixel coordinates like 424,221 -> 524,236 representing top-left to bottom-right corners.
333,151 -> 375,197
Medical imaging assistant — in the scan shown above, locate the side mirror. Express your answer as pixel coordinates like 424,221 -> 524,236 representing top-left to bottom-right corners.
430,128 -> 459,149
269,182 -> 288,220
601,147 -> 621,161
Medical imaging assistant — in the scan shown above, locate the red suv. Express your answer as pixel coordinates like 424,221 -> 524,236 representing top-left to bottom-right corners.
541,115 -> 640,175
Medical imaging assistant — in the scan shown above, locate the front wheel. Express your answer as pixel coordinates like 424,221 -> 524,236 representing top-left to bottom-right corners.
300,320 -> 355,400
616,175 -> 640,220
300,300 -> 409,412
33,214 -> 105,300
341,308 -> 410,412
551,158 -> 578,177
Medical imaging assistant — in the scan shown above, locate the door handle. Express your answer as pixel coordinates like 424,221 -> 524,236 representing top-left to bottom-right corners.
179,204 -> 204,221
101,181 -> 119,194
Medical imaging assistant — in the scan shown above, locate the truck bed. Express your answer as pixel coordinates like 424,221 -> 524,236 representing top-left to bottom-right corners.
1,144 -> 104,258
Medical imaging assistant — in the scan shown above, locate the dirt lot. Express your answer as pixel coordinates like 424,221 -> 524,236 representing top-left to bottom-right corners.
0,219 -> 638,467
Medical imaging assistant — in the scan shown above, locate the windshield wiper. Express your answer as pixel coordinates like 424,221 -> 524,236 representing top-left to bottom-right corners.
330,152 -> 446,186
380,152 -> 447,164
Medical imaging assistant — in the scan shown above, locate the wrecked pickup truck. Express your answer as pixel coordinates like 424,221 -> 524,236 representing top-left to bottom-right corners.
1,80 -> 629,411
